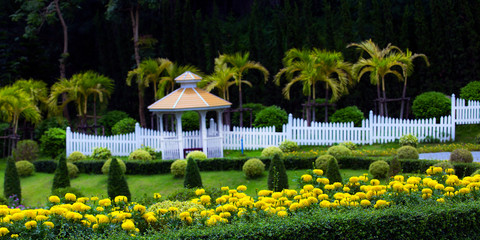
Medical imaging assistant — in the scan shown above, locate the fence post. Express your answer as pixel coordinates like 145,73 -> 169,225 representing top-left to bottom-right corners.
369,111 -> 373,145
135,123 -> 142,149
66,126 -> 71,157
451,94 -> 456,141
286,114 -> 293,141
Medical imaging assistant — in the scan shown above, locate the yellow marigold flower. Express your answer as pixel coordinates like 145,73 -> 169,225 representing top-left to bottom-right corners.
360,199 -> 371,207
11,234 -> 19,238
435,184 -> 445,190
25,220 -> 37,230
313,169 -> 323,175
133,204 -> 146,213
444,187 -> 455,192
114,196 -> 128,203
427,180 -> 439,188
445,168 -> 455,175
195,189 -> 205,196
277,210 -> 288,217
308,196 -> 318,204
459,188 -> 470,194
237,185 -> 247,191
394,175 -> 404,182
271,192 -> 283,199
49,196 -> 60,204
355,192 -> 367,199
179,212 -> 190,220
11,212 -> 25,221
35,215 -> 49,221
433,167 -> 443,174
319,200 -> 331,208
303,184 -> 314,191
65,212 -> 83,221
200,195 -> 211,205
370,179 -> 380,186
317,178 -> 330,185
65,193 -> 76,202
374,200 -> 389,209
343,187 -> 351,192
43,221 -> 54,228
289,202 -> 299,211
301,174 -> 313,182
77,197 -> 89,203
73,202 -> 91,212
324,184 -> 335,190
349,176 -> 359,183
0,227 -> 9,236
333,182 -> 343,188
121,220 -> 135,231
152,193 -> 161,199
147,215 -> 157,223
221,186 -> 229,191
96,207 -> 104,212
90,197 -> 99,201
219,212 -> 231,218
98,199 -> 111,207
436,198 -> 445,203
96,214 -> 109,224
392,182 -> 404,192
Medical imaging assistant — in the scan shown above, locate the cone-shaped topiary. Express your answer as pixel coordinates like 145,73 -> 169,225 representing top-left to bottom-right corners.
267,153 -> 289,191
4,157 -> 21,203
326,158 -> 343,183
183,157 -> 203,189
388,156 -> 402,178
107,158 -> 131,200
52,152 -> 70,192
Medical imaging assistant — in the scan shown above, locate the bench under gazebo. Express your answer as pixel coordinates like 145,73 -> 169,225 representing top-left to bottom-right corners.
148,71 -> 231,160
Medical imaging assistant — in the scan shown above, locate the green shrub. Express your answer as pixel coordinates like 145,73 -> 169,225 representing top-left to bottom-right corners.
253,105 -> 288,131
326,157 -> 342,183
339,141 -> 357,150
433,161 -> 454,171
92,147 -> 111,160
4,157 -> 21,202
242,158 -> 265,179
13,140 -> 39,162
67,163 -> 79,178
460,81 -> 480,101
412,91 -> 451,119
171,159 -> 187,178
472,169 -> 480,176
327,145 -> 352,159
67,151 -> 86,162
475,133 -> 480,144
40,128 -> 66,158
450,149 -> 473,163
399,134 -> 418,147
107,158 -> 131,201
330,106 -> 364,127
111,117 -> 137,135
184,157 -> 203,189
267,153 -> 288,191
128,149 -> 152,161
369,160 -> 390,179
388,156 -> 402,177
232,103 -> 266,126
261,146 -> 284,158
34,117 -> 68,140
98,110 -> 129,136
315,155 -> 336,171
102,158 -> 127,175
186,151 -> 207,160
397,146 -> 419,160
52,153 -> 70,192
182,111 -> 199,131
51,187 -> 84,199
140,146 -> 157,158
15,160 -> 35,177
279,140 -> 299,153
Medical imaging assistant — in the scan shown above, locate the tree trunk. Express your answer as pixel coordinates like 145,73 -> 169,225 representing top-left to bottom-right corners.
382,76 -> 388,117
94,95 -> 97,135
54,0 -> 70,122
130,7 -> 141,67
400,76 -> 408,119
306,95 -> 311,127
138,88 -> 147,127
239,82 -> 243,128
325,83 -> 329,122
377,81 -> 383,116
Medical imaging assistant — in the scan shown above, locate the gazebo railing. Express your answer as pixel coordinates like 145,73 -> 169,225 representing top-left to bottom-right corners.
161,137 -> 181,160
206,136 -> 223,158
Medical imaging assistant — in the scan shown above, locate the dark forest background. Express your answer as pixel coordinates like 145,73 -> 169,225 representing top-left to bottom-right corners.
1,0 -> 479,124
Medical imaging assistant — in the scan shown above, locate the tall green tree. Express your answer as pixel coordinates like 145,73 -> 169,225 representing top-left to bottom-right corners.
0,86 -> 41,135
51,152 -> 70,191
219,52 -> 269,127
157,62 -> 201,99
267,153 -> 288,192
107,158 -> 131,200
12,79 -> 49,113
4,157 -> 21,203
200,57 -> 236,101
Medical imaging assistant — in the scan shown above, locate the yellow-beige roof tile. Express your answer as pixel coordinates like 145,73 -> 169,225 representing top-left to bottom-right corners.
148,87 -> 231,110
174,71 -> 202,81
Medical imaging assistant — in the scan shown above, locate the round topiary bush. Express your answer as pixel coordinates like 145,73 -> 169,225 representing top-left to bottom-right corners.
315,154 -> 336,171
15,160 -> 35,177
397,146 -> 419,160
171,159 -> 187,178
102,158 -> 127,175
450,149 -> 473,163
460,81 -> 480,101
67,163 -> 79,178
327,145 -> 352,159
399,134 -> 418,147
253,105 -> 288,132
40,128 -> 66,158
92,147 -> 111,160
261,146 -> 284,158
98,110 -> 129,136
140,146 -> 156,158
412,91 -> 451,119
330,106 -> 365,127
185,151 -> 207,160
111,117 -> 137,135
242,158 -> 265,179
128,149 -> 152,161
339,141 -> 357,150
433,161 -> 454,171
181,111 -> 199,131
13,140 -> 39,162
369,160 -> 390,179
278,140 -> 299,153
67,151 -> 86,162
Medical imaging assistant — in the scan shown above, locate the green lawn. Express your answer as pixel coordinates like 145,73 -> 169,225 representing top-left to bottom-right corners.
0,167 -> 368,207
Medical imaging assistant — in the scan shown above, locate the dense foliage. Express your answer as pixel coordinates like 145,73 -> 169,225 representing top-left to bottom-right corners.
12,140 -> 39,162
397,146 -> 419,160
278,140 -> 299,153
107,158 -> 131,200
184,157 -> 203,189
170,159 -> 187,178
326,157 -> 342,183
39,128 -> 66,158
101,158 -> 127,175
412,91 -> 451,120
98,110 -> 129,135
67,151 -> 86,162
242,158 -> 265,179
460,81 -> 480,101
51,153 -> 70,191
330,106 -> 364,126
450,149 -> 474,163
128,149 -> 152,161
3,157 -> 21,202
253,105 -> 288,131
267,154 -> 288,191
91,147 -> 112,160
369,160 -> 390,179
181,111 -> 199,131
15,160 -> 35,177
111,117 -> 137,135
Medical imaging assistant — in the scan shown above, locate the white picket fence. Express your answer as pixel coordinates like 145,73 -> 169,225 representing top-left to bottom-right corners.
66,94 -> 480,157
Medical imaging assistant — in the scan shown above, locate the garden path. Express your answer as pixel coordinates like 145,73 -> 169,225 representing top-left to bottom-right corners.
419,152 -> 480,162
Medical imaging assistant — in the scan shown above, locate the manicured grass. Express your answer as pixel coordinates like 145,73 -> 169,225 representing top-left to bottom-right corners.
0,167 -> 368,207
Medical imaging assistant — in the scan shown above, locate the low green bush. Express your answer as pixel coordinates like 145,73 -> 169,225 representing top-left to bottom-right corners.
242,158 -> 265,179
39,128 -> 66,158
34,117 -> 68,141
460,81 -> 480,101
412,91 -> 451,119
171,159 -> 187,178
330,106 -> 364,127
261,146 -> 283,157
98,110 -> 129,136
315,155 -> 335,171
128,149 -> 152,161
279,140 -> 299,153
101,158 -> 127,175
13,140 -> 39,162
476,133 -> 480,144
339,141 -> 357,150
397,146 -> 419,160
369,160 -> 390,179
15,160 -> 35,177
111,117 -> 136,135
140,146 -> 157,158
92,147 -> 111,160
67,163 -> 79,178
67,151 -> 86,162
327,145 -> 352,159
399,134 -> 418,147
253,105 -> 288,131
450,149 -> 474,163
186,151 -> 207,160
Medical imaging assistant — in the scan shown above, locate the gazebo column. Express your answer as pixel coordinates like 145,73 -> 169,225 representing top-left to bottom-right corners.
157,113 -> 164,153
217,110 -> 224,157
175,112 -> 184,159
199,111 -> 208,157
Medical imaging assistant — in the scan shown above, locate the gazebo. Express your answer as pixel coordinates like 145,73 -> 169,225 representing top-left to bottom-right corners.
148,71 -> 231,160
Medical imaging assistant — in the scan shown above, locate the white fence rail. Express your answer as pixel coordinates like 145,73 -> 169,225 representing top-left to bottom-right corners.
66,94 -> 480,157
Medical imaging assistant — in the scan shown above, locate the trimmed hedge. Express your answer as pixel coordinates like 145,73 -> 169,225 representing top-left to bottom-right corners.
32,156 -> 480,178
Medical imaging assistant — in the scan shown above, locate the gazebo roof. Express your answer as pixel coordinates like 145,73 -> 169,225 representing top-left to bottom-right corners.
148,71 -> 231,112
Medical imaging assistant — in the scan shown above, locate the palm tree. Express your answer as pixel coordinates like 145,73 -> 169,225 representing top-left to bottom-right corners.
348,39 -> 404,116
12,79 -> 49,113
200,57 -> 236,100
0,86 -> 41,135
398,49 -> 430,119
219,52 -> 269,127
157,62 -> 201,99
